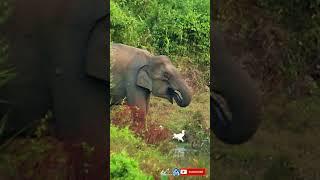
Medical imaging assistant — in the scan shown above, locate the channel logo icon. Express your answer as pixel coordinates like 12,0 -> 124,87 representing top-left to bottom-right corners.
172,168 -> 180,176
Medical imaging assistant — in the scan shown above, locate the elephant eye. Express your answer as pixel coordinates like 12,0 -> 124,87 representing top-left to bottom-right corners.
163,72 -> 170,80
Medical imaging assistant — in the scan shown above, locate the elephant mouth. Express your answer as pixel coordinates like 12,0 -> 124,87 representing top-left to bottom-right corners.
167,88 -> 183,104
211,92 -> 233,126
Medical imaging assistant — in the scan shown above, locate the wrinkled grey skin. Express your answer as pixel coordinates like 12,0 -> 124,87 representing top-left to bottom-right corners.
110,43 -> 192,115
211,27 -> 262,144
0,0 -> 107,179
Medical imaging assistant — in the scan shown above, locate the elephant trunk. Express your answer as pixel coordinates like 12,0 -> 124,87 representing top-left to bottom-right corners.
211,28 -> 262,144
169,77 -> 192,107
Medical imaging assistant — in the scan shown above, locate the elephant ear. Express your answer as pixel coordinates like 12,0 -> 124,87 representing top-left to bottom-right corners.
85,16 -> 107,81
136,66 -> 152,91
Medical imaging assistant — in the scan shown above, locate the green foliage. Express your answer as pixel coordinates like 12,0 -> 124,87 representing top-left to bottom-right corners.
110,1 -> 147,47
0,0 -> 14,88
110,125 -> 140,150
182,111 -> 209,151
0,0 -> 11,24
110,0 -> 210,67
110,125 -> 173,177
110,151 -> 153,180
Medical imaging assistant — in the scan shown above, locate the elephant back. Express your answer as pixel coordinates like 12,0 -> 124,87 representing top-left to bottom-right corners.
111,43 -> 153,71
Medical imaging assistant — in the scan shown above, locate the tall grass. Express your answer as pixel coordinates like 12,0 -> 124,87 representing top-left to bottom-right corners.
110,0 -> 210,68
0,0 -> 15,88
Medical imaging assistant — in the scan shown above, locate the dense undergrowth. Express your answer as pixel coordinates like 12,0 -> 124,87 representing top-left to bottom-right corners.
111,0 -> 210,76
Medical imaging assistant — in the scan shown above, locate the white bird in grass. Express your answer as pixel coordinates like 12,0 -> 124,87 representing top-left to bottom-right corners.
172,130 -> 186,142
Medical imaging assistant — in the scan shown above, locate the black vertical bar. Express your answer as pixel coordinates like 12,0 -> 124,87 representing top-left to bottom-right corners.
104,0 -> 111,179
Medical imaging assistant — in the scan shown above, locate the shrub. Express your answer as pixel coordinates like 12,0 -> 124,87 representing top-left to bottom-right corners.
182,111 -> 209,150
110,151 -> 152,180
110,124 -> 173,178
0,0 -> 15,88
0,0 -> 11,24
110,1 -> 148,48
110,0 -> 210,67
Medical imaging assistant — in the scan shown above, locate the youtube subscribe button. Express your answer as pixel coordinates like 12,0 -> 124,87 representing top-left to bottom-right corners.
180,168 -> 206,176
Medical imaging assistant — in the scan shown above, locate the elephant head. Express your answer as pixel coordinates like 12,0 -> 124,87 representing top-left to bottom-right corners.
110,44 -> 192,119
136,55 -> 192,107
211,28 -> 262,144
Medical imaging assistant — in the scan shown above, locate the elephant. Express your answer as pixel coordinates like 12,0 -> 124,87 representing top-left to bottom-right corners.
0,0 -> 108,179
211,27 -> 262,144
110,43 -> 192,117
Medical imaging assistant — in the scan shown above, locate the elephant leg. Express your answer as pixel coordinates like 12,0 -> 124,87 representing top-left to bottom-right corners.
52,77 -> 107,179
145,95 -> 150,113
49,33 -> 107,179
126,87 -> 150,127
